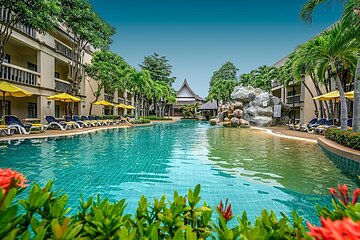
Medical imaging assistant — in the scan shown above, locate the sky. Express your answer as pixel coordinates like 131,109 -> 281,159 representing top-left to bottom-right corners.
90,0 -> 344,97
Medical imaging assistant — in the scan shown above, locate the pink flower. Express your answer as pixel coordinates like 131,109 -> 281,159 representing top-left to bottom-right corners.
307,218 -> 360,240
0,168 -> 28,194
217,198 -> 233,221
352,188 -> 360,205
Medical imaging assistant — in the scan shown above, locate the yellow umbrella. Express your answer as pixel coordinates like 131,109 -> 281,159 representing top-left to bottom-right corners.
47,93 -> 81,102
313,91 -> 340,101
126,105 -> 135,110
345,91 -> 354,100
93,100 -> 114,106
115,103 -> 127,109
0,81 -> 33,124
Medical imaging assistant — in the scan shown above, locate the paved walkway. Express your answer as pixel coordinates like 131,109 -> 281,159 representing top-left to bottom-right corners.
259,126 -> 323,142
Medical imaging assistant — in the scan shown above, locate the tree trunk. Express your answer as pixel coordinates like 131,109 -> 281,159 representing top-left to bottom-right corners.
352,56 -> 360,132
335,76 -> 348,130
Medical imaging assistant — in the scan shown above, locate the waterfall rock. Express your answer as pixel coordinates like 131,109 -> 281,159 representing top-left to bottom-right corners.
233,109 -> 244,118
231,86 -> 257,103
239,119 -> 250,126
251,116 -> 273,127
209,119 -> 218,125
231,117 -> 240,127
256,106 -> 273,117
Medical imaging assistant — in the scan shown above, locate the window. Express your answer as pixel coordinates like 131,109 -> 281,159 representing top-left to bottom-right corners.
55,105 -> 60,118
55,72 -> 60,79
4,54 -> 10,64
0,101 -> 10,117
27,62 -> 37,72
27,102 -> 37,118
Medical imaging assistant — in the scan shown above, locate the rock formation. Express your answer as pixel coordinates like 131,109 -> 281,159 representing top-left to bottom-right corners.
209,86 -> 290,127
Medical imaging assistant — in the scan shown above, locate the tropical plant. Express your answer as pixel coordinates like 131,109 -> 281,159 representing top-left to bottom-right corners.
59,0 -> 115,96
85,51 -> 131,114
301,0 -> 360,132
0,0 -> 60,66
1,168 -> 360,239
210,61 -> 238,87
306,21 -> 359,130
139,52 -> 176,86
180,104 -> 199,119
208,80 -> 237,105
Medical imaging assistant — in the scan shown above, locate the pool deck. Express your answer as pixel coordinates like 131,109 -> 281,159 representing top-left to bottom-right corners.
253,126 -> 323,143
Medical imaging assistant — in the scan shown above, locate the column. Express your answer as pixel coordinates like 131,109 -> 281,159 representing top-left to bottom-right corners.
37,96 -> 54,124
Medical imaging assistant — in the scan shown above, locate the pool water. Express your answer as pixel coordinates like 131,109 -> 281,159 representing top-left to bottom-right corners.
0,120 -> 358,223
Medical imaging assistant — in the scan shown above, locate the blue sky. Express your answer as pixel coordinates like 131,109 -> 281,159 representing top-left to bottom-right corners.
90,0 -> 343,97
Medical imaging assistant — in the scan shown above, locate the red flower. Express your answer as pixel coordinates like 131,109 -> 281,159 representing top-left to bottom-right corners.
217,198 -> 233,221
352,189 -> 360,205
328,185 -> 359,206
307,218 -> 360,240
0,168 -> 28,194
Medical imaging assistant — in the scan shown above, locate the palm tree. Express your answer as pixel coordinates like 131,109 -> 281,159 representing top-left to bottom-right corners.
308,21 -> 359,130
208,80 -> 237,105
128,70 -> 152,118
301,0 -> 360,131
253,66 -> 278,91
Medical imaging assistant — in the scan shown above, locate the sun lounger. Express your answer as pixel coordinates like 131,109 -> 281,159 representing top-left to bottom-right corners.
103,116 -> 116,125
0,125 -> 15,136
314,119 -> 337,134
305,118 -> 327,133
64,115 -> 83,129
5,115 -> 47,134
81,116 -> 99,126
294,118 -> 317,131
88,116 -> 104,126
72,115 -> 91,128
45,116 -> 73,130
94,116 -> 110,126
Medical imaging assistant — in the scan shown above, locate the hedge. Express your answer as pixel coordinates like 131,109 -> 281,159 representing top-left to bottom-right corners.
325,128 -> 360,150
130,118 -> 151,124
143,116 -> 173,121
0,172 -> 359,239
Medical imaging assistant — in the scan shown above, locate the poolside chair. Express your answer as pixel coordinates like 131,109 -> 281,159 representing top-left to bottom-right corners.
103,116 -> 116,125
64,115 -> 83,129
118,115 -> 130,124
0,125 -> 14,136
81,116 -> 99,127
305,118 -> 327,133
292,118 -> 318,132
314,119 -> 337,134
73,115 -> 91,128
94,116 -> 110,126
5,115 -> 47,134
45,116 -> 72,131
87,116 -> 104,126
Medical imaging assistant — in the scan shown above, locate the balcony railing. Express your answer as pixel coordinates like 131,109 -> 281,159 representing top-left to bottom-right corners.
286,94 -> 301,104
0,63 -> 39,86
104,93 -> 113,102
118,98 -> 125,104
0,7 -> 36,38
55,40 -> 77,60
55,78 -> 71,92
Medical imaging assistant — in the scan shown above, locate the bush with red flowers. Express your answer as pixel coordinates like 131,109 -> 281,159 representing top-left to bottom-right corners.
0,167 -> 359,239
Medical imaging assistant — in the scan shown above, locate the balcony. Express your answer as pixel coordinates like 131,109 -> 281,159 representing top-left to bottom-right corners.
104,93 -> 113,102
0,7 -> 36,38
55,78 -> 71,92
0,63 -> 39,86
55,40 -> 77,60
286,94 -> 301,104
118,98 -> 125,104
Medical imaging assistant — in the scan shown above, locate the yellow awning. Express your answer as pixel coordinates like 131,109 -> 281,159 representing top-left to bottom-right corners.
313,90 -> 354,101
345,91 -> 354,100
47,93 -> 81,102
115,103 -> 127,109
0,81 -> 33,97
93,100 -> 114,106
126,105 -> 135,110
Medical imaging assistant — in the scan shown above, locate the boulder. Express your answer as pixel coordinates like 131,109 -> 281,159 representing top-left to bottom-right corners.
239,119 -> 250,126
271,96 -> 280,105
209,119 -> 218,125
235,101 -> 243,109
245,106 -> 257,116
251,116 -> 273,127
230,86 -> 257,103
224,117 -> 229,121
256,106 -> 273,117
229,103 -> 235,111
233,109 -> 244,118
251,92 -> 271,108
223,122 -> 231,127
231,117 -> 240,127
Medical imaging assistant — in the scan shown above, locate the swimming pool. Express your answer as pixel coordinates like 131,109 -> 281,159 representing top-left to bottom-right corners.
0,120 -> 358,223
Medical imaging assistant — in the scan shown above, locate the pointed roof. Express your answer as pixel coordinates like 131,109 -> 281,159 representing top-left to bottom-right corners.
198,100 -> 218,110
177,79 -> 203,101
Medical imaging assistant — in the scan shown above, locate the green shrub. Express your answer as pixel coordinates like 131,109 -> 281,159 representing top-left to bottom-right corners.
130,118 -> 151,124
143,115 -> 173,121
325,129 -> 360,150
